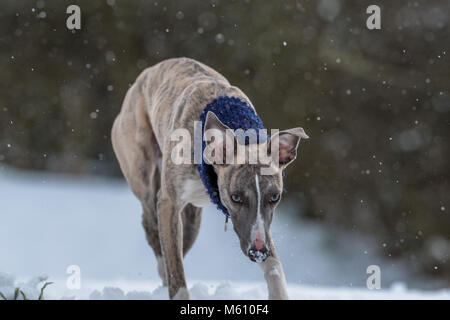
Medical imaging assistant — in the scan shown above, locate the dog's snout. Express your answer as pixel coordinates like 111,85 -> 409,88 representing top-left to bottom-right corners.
248,247 -> 270,263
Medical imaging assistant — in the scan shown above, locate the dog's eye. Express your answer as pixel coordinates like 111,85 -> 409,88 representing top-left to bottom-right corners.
270,194 -> 280,203
231,194 -> 243,203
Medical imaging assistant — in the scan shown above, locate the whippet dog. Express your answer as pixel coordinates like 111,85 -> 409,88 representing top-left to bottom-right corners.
111,57 -> 308,300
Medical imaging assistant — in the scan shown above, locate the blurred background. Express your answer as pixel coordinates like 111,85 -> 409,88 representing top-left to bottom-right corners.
0,0 -> 448,290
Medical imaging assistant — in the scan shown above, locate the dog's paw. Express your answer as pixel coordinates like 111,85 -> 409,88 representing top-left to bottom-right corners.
268,291 -> 289,300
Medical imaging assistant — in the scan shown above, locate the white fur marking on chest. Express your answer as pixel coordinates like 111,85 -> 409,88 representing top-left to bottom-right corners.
181,178 -> 211,207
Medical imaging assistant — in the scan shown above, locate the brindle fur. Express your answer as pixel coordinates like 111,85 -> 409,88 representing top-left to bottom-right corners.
111,57 -> 307,299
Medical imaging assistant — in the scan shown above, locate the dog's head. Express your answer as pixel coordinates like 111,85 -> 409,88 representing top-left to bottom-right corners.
203,112 -> 308,262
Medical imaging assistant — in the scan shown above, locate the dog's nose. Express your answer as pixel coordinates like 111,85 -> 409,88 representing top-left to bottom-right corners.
253,229 -> 264,251
248,247 -> 269,263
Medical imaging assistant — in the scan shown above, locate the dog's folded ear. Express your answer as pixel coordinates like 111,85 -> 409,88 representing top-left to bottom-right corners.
269,127 -> 309,168
204,111 -> 229,133
203,111 -> 236,165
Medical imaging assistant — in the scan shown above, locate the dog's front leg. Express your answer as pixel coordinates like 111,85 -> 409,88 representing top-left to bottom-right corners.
259,234 -> 289,300
157,194 -> 189,299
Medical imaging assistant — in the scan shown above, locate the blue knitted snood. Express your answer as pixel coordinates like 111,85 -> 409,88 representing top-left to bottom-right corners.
197,96 -> 267,217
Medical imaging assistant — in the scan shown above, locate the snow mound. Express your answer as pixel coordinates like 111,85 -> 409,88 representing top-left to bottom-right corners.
89,282 -> 266,300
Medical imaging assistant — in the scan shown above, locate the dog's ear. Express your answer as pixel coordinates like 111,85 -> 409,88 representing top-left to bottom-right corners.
203,111 -> 235,165
269,127 -> 308,168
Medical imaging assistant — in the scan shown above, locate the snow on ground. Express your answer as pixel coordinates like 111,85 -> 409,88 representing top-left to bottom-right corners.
1,273 -> 449,300
0,167 -> 448,300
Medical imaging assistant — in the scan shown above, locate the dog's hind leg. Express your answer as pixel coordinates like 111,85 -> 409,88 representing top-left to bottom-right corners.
137,133 -> 165,285
181,204 -> 202,257
142,184 -> 168,287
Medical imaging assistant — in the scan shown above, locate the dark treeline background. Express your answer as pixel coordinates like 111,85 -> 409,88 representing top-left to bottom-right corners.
0,0 -> 448,287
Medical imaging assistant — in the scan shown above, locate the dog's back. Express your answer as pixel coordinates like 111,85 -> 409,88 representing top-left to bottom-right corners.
128,58 -> 250,148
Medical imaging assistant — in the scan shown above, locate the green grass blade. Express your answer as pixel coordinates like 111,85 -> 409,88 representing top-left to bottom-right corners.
38,282 -> 53,300
0,291 -> 7,300
20,290 -> 27,300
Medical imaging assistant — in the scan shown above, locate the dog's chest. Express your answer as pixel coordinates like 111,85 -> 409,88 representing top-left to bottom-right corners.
180,178 -> 211,208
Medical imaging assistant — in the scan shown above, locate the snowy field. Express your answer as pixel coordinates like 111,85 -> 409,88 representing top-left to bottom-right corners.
0,167 -> 448,300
